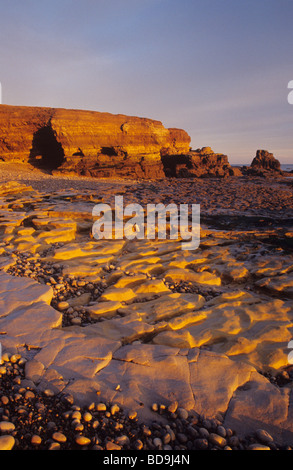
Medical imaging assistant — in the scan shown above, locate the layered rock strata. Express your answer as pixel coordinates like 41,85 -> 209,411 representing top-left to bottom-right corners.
0,105 -> 190,178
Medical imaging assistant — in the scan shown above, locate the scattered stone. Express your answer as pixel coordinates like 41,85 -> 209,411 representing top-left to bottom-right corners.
0,435 -> 15,450
255,429 -> 274,445
105,441 -> 122,450
208,433 -> 227,448
52,432 -> 67,443
31,435 -> 42,446
0,421 -> 15,433
75,435 -> 91,446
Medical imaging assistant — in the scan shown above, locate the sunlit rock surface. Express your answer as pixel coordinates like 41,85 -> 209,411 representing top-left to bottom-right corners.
0,105 -> 190,178
0,179 -> 292,445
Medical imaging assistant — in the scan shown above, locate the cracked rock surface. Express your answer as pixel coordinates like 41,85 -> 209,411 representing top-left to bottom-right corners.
0,172 -> 292,446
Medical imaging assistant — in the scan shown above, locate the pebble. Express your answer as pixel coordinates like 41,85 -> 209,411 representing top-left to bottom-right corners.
199,427 -> 209,438
1,353 -> 10,363
71,410 -> 82,420
106,441 -> 122,450
134,439 -> 144,450
110,404 -> 120,415
151,403 -> 159,412
177,408 -> 189,420
0,421 -> 15,433
48,442 -> 61,450
208,433 -> 227,448
52,432 -> 67,443
31,435 -> 42,446
217,425 -> 227,438
167,401 -> 178,413
57,301 -> 70,311
97,403 -> 107,411
153,437 -> 163,449
128,410 -> 137,420
116,435 -> 130,446
177,433 -> 188,444
75,435 -> 91,446
0,435 -> 15,450
83,412 -> 92,422
0,349 -> 287,451
24,390 -> 35,400
255,429 -> 274,445
229,435 -> 240,447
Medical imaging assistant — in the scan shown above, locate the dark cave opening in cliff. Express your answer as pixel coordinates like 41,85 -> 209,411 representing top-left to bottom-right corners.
29,126 -> 65,171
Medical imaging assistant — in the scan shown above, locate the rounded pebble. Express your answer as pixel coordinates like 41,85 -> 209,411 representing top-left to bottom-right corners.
83,412 -> 92,422
57,301 -> 70,311
255,429 -> 274,445
97,403 -> 107,411
0,435 -> 15,450
177,408 -> 188,420
208,433 -> 227,448
52,432 -> 67,443
116,435 -> 130,446
0,421 -> 15,433
31,435 -> 42,446
75,435 -> 91,446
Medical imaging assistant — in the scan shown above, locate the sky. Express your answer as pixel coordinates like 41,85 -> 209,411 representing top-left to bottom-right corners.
0,0 -> 293,164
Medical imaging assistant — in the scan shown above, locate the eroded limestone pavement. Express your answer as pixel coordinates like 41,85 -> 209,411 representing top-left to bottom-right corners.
0,181 -> 293,445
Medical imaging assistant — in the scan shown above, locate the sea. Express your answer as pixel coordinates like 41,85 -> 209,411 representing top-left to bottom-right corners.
281,164 -> 293,172
233,164 -> 293,172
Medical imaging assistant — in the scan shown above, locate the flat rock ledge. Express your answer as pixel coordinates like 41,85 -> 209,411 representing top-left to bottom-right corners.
1,270 -> 293,446
0,181 -> 293,447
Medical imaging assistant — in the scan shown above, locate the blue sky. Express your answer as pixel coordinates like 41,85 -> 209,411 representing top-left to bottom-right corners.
0,0 -> 293,163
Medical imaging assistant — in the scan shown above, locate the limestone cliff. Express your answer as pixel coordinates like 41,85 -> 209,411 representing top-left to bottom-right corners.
0,105 -> 191,178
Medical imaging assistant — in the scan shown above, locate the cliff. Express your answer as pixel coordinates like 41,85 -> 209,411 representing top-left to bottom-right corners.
0,105 -> 191,178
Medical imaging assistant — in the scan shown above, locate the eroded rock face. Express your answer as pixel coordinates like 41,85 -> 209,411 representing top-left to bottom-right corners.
0,105 -> 191,178
162,147 -> 242,178
247,150 -> 282,176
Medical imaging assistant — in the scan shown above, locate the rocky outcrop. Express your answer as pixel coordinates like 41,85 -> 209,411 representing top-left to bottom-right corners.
0,105 -> 191,178
245,150 -> 282,177
162,147 -> 242,178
